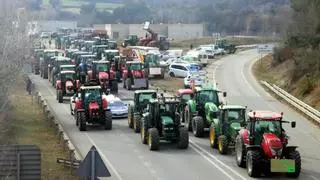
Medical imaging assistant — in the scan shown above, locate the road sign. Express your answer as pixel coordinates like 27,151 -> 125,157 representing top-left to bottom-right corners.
257,44 -> 275,53
76,146 -> 111,179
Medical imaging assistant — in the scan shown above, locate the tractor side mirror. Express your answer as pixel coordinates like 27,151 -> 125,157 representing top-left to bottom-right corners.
291,121 -> 296,128
223,92 -> 227,97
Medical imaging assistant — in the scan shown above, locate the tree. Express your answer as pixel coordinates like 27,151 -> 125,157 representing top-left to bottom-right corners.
112,2 -> 151,23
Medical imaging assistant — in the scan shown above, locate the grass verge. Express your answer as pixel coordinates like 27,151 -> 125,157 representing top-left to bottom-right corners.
9,76 -> 80,180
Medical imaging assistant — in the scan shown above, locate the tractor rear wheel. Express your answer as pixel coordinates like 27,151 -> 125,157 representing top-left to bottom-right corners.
218,135 -> 228,154
128,106 -> 134,128
133,114 -> 141,133
140,118 -> 148,144
209,124 -> 218,148
148,128 -> 159,151
110,81 -> 118,94
126,79 -> 132,90
79,112 -> 87,131
286,150 -> 301,178
104,111 -> 112,130
246,150 -> 261,177
192,116 -> 204,137
184,106 -> 192,131
177,127 -> 189,149
58,90 -> 63,103
235,135 -> 246,167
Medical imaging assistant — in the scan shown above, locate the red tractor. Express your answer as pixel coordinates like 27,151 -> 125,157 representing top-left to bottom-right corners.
70,82 -> 112,131
122,61 -> 149,90
55,70 -> 81,103
235,110 -> 300,178
87,61 -> 118,94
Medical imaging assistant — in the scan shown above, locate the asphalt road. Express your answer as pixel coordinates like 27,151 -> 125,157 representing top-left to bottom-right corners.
30,49 -> 320,180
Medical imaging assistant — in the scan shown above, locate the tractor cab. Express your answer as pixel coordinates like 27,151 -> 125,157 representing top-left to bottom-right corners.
81,86 -> 103,110
108,40 -> 117,50
92,45 -> 108,59
122,35 -> 138,47
72,51 -> 92,66
56,70 -> 80,103
65,49 -> 79,59
102,49 -> 120,61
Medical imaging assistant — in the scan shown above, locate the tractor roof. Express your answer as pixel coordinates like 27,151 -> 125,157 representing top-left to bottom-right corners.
60,64 -> 75,67
44,49 -> 64,53
126,61 -> 141,64
81,54 -> 96,57
220,105 -> 246,110
247,110 -> 282,121
104,50 -> 119,53
93,45 -> 108,48
135,90 -> 157,94
80,86 -> 101,90
176,89 -> 194,95
74,51 -> 91,55
92,60 -> 110,64
53,57 -> 71,61
60,70 -> 75,74
66,49 -> 78,52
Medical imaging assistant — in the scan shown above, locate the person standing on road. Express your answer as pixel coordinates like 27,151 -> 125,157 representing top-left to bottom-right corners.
49,39 -> 52,48
26,77 -> 32,95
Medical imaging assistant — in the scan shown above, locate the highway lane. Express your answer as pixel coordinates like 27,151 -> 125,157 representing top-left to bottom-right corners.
30,74 -> 246,180
202,49 -> 320,179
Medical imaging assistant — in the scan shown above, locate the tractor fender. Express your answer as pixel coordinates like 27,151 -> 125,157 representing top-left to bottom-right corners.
211,119 -> 221,136
186,100 -> 196,115
205,102 -> 218,124
239,129 -> 250,145
56,80 -> 62,89
102,97 -> 108,109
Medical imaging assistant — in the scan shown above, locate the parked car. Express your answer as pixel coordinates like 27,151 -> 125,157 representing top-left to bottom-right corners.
187,46 -> 215,59
161,49 -> 184,61
184,70 -> 207,88
105,95 -> 128,118
200,44 -> 225,55
168,61 -> 203,78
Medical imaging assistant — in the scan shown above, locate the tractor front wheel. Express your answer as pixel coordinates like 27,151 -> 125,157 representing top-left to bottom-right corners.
128,106 -> 134,128
148,128 -> 159,151
58,90 -> 63,103
184,106 -> 192,131
104,111 -> 112,130
246,150 -> 261,177
209,124 -> 218,148
140,118 -> 148,144
192,116 -> 204,137
133,114 -> 141,133
218,135 -> 228,154
177,127 -> 189,149
286,150 -> 301,178
235,135 -> 246,167
79,112 -> 87,131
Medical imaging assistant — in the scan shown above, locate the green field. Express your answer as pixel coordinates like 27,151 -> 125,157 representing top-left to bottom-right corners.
42,0 -> 124,14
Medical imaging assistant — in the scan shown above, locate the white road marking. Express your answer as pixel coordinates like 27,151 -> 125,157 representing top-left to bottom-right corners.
240,57 -> 260,97
133,149 -> 140,153
189,143 -> 237,180
143,161 -> 151,167
189,140 -> 248,180
309,175 -> 320,180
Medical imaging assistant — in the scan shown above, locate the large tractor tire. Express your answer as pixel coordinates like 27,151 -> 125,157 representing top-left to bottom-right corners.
58,90 -> 63,103
177,127 -> 189,149
116,72 -> 121,82
286,150 -> 301,178
184,106 -> 192,131
110,81 -> 118,94
140,118 -> 148,144
126,79 -> 132,90
192,116 -> 204,137
209,124 -> 218,148
218,135 -> 229,154
75,111 -> 79,126
148,128 -> 159,151
235,135 -> 246,167
104,111 -> 112,130
246,150 -> 261,177
133,114 -> 141,133
128,106 -> 134,128
79,112 -> 87,131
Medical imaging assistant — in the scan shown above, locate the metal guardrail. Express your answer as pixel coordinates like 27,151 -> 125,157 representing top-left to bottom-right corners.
261,81 -> 320,124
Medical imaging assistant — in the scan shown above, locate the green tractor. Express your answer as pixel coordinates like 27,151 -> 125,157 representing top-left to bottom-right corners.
122,35 -> 138,48
209,105 -> 246,154
140,95 -> 189,150
128,90 -> 157,133
215,39 -> 236,54
184,83 -> 227,137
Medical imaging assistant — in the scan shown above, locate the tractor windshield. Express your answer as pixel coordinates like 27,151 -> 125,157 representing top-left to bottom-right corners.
254,120 -> 281,138
159,103 -> 177,117
129,63 -> 143,70
60,66 -> 75,71
62,73 -> 75,81
227,109 -> 246,122
145,54 -> 160,67
138,93 -> 155,105
96,64 -> 109,72
198,90 -> 219,105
